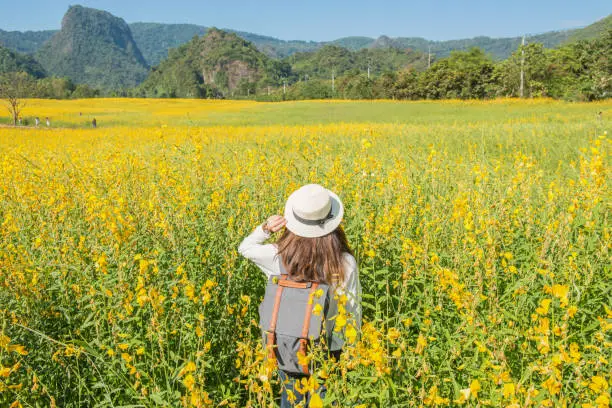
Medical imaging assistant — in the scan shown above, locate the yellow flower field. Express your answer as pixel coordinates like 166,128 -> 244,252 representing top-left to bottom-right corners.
0,99 -> 610,407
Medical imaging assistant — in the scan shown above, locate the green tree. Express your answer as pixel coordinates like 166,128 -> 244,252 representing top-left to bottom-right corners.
0,46 -> 46,78
376,71 -> 399,99
419,48 -> 494,99
493,42 -> 551,97
72,84 -> 100,99
0,72 -> 35,125
286,79 -> 332,100
338,73 -> 376,99
546,30 -> 611,100
35,77 -> 75,99
390,69 -> 420,100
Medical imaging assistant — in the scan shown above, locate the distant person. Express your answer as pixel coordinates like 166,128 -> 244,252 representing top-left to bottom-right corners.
92,118 -> 97,128
35,117 -> 40,127
46,117 -> 51,127
18,117 -> 22,126
79,112 -> 82,116
597,111 -> 602,122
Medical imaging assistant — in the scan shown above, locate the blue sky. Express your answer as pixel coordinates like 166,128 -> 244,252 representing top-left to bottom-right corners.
1,0 -> 609,41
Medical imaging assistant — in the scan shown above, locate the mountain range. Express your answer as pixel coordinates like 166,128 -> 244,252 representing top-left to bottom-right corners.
1,9 -> 610,67
0,5 -> 609,92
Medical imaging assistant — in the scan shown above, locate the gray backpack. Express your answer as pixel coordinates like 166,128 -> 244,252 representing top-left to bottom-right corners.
259,263 -> 340,375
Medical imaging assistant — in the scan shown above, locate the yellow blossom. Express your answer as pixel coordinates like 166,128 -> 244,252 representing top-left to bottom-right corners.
470,379 -> 481,399
589,376 -> 608,393
345,324 -> 357,343
310,392 -> 324,408
503,382 -> 515,398
415,333 -> 427,354
536,299 -> 552,315
182,373 -> 195,391
334,314 -> 347,331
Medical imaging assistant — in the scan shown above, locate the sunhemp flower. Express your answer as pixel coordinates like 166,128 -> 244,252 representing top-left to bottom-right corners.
309,392 -> 324,408
345,324 -> 357,343
589,376 -> 608,393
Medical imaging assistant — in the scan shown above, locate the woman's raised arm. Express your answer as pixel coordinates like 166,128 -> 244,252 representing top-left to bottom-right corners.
238,215 -> 286,278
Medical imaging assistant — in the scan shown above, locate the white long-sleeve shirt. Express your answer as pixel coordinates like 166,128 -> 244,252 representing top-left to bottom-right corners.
238,225 -> 362,330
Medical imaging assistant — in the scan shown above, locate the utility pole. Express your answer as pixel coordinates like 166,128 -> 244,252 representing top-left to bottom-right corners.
428,45 -> 431,68
331,68 -> 335,94
283,78 -> 286,95
519,36 -> 525,98
367,61 -> 371,80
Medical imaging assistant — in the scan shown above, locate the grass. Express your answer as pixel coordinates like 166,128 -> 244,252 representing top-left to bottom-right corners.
0,97 -> 610,128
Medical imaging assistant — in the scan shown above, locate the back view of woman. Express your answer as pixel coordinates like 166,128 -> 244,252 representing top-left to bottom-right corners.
239,184 -> 361,407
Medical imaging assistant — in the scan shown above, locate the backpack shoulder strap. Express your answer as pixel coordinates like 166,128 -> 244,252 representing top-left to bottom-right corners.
267,274 -> 287,361
298,281 -> 319,375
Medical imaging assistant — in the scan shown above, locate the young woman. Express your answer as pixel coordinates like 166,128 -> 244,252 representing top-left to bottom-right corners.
238,184 -> 362,407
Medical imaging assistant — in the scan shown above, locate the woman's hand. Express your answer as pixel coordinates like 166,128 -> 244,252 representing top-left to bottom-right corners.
263,215 -> 287,233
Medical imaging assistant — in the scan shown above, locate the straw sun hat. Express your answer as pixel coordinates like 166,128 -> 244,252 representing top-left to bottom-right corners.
284,184 -> 344,238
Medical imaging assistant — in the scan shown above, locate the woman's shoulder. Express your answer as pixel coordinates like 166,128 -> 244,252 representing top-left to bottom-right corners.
342,252 -> 357,271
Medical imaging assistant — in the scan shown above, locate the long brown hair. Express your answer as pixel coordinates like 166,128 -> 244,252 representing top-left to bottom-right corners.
276,226 -> 353,285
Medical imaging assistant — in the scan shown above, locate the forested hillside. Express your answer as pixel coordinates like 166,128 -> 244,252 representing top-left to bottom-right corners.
130,23 -> 208,67
138,31 -> 435,99
127,15 -> 608,62
35,5 -> 148,89
129,23 -> 320,66
386,30 -> 574,60
288,45 -> 428,79
567,14 -> 612,42
227,30 -> 319,59
0,29 -> 55,54
139,28 -> 290,98
0,45 -> 45,78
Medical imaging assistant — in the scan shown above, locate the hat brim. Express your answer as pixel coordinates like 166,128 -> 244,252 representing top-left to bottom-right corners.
284,189 -> 344,238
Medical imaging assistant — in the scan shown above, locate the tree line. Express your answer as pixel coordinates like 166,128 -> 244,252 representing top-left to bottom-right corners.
1,29 -> 610,108
261,31 -> 610,102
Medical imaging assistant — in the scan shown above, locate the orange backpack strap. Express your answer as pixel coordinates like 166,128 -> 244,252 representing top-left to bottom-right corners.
267,275 -> 287,362
279,280 -> 311,289
299,282 -> 319,374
